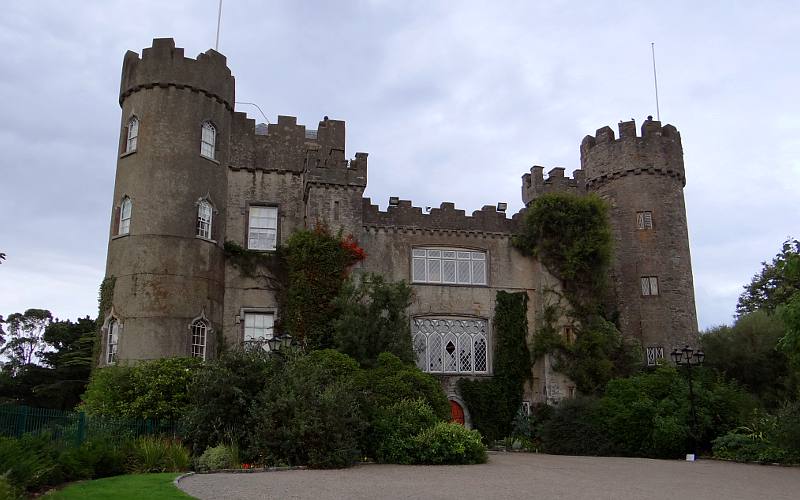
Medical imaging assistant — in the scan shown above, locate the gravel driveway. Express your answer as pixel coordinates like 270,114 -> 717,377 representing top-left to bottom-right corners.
178,453 -> 800,500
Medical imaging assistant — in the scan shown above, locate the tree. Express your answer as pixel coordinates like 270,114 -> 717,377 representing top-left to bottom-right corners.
1,309 -> 52,370
737,238 -> 800,316
701,311 -> 797,407
37,317 -> 96,409
333,274 -> 414,367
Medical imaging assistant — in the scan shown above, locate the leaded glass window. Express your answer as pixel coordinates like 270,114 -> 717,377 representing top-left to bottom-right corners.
191,319 -> 208,359
201,122 -> 216,159
248,206 -> 278,250
197,200 -> 212,239
641,276 -> 659,296
412,317 -> 489,374
411,248 -> 487,285
636,211 -> 653,230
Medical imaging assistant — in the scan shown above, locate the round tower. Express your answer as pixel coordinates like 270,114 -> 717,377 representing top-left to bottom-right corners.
580,118 -> 698,361
102,38 -> 234,363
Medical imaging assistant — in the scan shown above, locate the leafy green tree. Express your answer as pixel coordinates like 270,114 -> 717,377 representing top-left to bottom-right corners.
333,274 -> 414,367
701,311 -> 797,407
1,309 -> 52,369
737,238 -> 800,316
778,293 -> 800,372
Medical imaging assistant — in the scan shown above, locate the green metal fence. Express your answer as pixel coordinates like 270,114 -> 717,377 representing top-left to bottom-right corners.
0,404 -> 181,446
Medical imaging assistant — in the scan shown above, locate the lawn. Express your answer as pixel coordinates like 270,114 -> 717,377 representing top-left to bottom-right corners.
45,473 -> 194,499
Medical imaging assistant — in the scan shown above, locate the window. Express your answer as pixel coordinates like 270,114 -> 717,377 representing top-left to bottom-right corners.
106,319 -> 119,364
636,211 -> 653,230
126,116 -> 139,153
197,200 -> 212,239
201,122 -> 216,159
119,197 -> 132,235
412,248 -> 486,285
646,346 -> 665,366
641,276 -> 659,296
243,312 -> 275,349
191,319 -> 208,359
412,317 -> 489,374
248,206 -> 278,250
562,325 -> 576,344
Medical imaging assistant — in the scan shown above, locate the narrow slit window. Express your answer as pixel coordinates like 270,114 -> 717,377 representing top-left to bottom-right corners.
636,211 -> 653,230
107,319 -> 119,364
641,276 -> 660,296
191,319 -> 208,360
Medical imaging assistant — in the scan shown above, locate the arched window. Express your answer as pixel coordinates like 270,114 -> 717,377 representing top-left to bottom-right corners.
119,197 -> 132,235
197,199 -> 212,239
126,116 -> 139,153
191,319 -> 208,360
201,122 -> 216,159
107,319 -> 119,364
412,317 -> 489,374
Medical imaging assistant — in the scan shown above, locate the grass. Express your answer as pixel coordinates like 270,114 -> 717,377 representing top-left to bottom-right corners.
45,473 -> 194,499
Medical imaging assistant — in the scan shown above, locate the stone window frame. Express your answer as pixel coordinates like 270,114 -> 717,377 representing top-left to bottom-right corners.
101,311 -> 122,365
246,203 -> 279,251
200,120 -> 217,161
410,246 -> 488,286
238,307 -> 277,350
195,195 -> 218,242
636,210 -> 653,230
641,276 -> 660,296
412,315 -> 491,376
123,115 -> 139,155
188,310 -> 212,360
646,346 -> 665,366
113,195 -> 132,237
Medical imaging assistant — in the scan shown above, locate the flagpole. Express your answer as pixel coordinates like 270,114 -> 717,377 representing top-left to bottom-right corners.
215,0 -> 223,51
651,42 -> 660,121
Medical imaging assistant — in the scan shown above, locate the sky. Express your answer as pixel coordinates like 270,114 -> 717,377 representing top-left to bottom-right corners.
0,1 -> 797,329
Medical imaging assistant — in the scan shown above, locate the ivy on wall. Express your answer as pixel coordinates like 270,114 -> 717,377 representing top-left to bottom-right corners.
224,224 -> 366,351
516,192 -> 640,394
459,291 -> 531,443
92,276 -> 116,366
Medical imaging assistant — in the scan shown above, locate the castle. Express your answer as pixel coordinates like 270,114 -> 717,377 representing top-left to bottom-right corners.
102,39 -> 698,423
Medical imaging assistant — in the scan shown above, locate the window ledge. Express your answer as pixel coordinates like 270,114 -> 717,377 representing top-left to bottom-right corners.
111,233 -> 130,241
195,236 -> 218,244
119,150 -> 137,159
200,154 -> 220,165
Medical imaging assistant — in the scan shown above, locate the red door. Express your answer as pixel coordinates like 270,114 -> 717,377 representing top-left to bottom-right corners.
450,400 -> 465,425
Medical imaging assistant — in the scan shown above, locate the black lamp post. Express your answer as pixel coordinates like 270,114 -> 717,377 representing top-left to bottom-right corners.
670,344 -> 705,460
266,333 -> 298,358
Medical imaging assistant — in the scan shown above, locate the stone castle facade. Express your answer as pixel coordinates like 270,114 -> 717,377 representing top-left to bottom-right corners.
102,39 -> 698,418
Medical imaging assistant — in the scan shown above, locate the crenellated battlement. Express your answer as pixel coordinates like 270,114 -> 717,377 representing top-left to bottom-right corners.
521,166 -> 586,206
120,38 -> 235,110
227,112 -> 367,187
580,118 -> 685,187
362,199 -> 519,234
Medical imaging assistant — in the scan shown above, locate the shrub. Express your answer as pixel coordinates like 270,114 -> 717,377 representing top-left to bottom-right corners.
0,435 -> 55,492
355,353 -> 450,421
81,357 -> 201,420
370,399 -> 440,464
333,274 -> 414,367
711,433 -> 791,463
541,397 -> 611,456
0,472 -> 19,500
195,444 -> 236,471
251,350 -> 365,468
129,437 -> 190,473
182,348 -> 279,458
410,422 -> 487,465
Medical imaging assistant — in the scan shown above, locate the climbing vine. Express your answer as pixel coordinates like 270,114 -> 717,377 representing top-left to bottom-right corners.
459,291 -> 531,443
516,192 -> 639,394
93,276 -> 116,366
224,224 -> 366,351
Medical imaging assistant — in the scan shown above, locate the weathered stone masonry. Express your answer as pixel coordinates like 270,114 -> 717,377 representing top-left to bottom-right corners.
103,38 -> 699,410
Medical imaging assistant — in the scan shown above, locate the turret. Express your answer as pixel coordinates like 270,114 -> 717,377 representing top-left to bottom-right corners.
102,38 -> 234,363
581,118 -> 698,361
